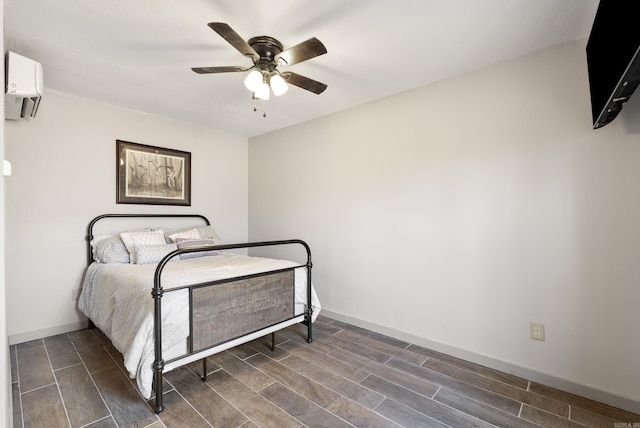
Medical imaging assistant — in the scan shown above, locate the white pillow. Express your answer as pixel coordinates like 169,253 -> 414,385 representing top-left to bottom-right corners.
167,228 -> 201,243
120,229 -> 166,264
135,243 -> 178,264
176,238 -> 218,259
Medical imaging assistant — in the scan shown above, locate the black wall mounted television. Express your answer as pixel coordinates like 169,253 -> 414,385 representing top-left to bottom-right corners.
586,0 -> 640,129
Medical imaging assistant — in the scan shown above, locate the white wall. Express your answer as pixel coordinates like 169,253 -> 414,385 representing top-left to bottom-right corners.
2,0 -> 13,425
249,40 -> 640,411
4,90 -> 248,342
1,100 -> 9,428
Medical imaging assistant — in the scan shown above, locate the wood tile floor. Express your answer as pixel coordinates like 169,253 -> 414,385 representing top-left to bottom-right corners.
11,315 -> 640,427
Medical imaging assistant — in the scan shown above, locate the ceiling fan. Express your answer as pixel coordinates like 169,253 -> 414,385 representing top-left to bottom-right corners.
192,22 -> 328,100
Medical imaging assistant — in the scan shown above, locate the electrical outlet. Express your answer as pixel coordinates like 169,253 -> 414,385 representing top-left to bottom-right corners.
71,288 -> 81,301
530,322 -> 545,341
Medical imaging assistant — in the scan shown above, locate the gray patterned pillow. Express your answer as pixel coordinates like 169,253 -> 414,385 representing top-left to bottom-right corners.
134,243 -> 178,265
195,226 -> 221,242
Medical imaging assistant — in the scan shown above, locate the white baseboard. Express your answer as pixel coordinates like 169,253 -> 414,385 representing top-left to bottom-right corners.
8,321 -> 87,345
320,309 -> 640,415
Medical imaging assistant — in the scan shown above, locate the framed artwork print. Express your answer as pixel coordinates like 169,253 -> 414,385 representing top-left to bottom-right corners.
116,140 -> 191,206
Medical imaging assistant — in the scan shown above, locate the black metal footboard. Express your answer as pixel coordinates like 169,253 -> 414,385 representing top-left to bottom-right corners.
152,239 -> 313,414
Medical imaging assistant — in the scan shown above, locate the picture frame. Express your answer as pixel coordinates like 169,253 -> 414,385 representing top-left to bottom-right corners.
116,140 -> 191,206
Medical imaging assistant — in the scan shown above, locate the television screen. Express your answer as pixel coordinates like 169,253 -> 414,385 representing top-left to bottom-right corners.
586,0 -> 640,129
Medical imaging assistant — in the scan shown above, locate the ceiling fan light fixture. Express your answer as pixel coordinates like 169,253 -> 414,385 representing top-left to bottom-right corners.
270,73 -> 288,96
244,70 -> 263,92
254,81 -> 270,100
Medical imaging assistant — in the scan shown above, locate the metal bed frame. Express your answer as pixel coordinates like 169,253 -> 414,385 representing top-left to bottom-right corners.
85,213 -> 314,414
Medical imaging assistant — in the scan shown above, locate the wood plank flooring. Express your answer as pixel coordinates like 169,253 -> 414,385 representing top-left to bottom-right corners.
10,315 -> 640,427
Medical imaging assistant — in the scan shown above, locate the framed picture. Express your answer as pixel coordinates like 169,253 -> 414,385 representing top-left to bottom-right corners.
116,140 -> 191,206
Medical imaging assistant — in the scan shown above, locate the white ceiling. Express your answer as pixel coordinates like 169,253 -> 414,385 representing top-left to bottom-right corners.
4,0 -> 600,138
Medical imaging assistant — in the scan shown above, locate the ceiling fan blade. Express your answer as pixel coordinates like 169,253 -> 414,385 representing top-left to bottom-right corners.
284,72 -> 328,94
207,22 -> 259,60
276,37 -> 327,66
191,66 -> 246,74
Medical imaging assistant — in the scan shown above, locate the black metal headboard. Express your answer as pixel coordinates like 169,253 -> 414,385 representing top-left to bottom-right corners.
85,213 -> 211,265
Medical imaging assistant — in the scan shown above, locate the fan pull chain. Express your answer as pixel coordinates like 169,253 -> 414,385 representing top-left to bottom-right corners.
252,97 -> 267,118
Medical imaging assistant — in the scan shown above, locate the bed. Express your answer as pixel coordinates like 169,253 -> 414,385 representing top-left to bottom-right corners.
79,213 -> 320,414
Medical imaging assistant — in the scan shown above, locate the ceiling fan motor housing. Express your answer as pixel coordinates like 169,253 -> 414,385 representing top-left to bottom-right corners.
248,36 -> 284,70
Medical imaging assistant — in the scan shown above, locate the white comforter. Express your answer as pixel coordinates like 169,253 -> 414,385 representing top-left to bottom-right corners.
78,252 -> 320,398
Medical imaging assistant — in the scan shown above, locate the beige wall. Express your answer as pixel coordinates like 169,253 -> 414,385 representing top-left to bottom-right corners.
249,40 -> 640,410
4,90 -> 249,342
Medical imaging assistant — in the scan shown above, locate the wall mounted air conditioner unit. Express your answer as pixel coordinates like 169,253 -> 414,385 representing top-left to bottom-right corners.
5,51 -> 44,120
